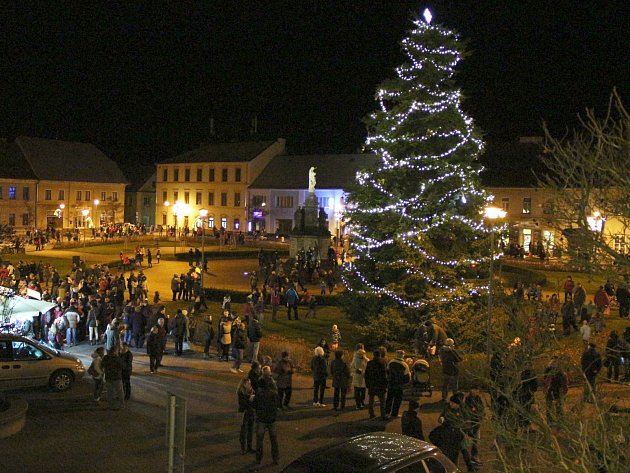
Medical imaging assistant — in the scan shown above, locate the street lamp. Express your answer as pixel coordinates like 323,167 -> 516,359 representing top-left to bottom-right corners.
484,206 -> 507,364
81,209 -> 90,247
199,208 -> 208,289
93,199 -> 100,228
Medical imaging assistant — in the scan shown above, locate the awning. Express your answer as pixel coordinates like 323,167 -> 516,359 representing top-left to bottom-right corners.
0,295 -> 57,323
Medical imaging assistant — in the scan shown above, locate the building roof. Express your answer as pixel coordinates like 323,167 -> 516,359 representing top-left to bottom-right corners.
161,140 -> 279,164
249,153 -> 379,189
0,141 -> 38,180
15,136 -> 127,184
479,139 -> 543,187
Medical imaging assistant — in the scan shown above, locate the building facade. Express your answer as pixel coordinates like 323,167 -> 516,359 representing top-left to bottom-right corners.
124,171 -> 156,227
155,139 -> 286,232
0,137 -> 127,232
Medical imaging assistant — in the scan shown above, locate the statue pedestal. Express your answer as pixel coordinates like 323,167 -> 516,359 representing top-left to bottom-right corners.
290,191 -> 331,258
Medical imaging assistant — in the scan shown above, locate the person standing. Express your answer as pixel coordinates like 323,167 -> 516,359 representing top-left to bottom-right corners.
102,346 -> 125,410
156,248 -> 161,264
330,350 -> 351,411
172,309 -> 187,356
285,285 -> 299,320
254,376 -> 280,466
237,377 -> 256,455
230,322 -> 247,374
440,338 -> 462,402
146,249 -> 153,268
594,286 -> 611,315
270,287 -> 281,322
581,342 -> 602,402
350,344 -> 368,409
563,276 -> 575,302
64,304 -> 80,347
385,350 -> 411,418
156,317 -> 167,366
573,282 -> 587,314
365,350 -> 388,419
120,342 -> 133,400
146,325 -> 161,373
218,310 -> 232,361
90,347 -> 105,401
311,346 -> 328,407
273,351 -> 295,409
170,274 -> 179,301
330,324 -> 342,351
202,315 -> 214,359
580,320 -> 591,347
543,357 -> 568,423
247,315 -> 262,363
463,387 -> 485,467
605,330 -> 622,382
401,399 -> 424,440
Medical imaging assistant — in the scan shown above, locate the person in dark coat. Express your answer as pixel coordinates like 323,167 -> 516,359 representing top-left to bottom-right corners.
172,309 -> 187,356
254,374 -> 280,466
581,342 -> 602,402
365,350 -> 388,419
464,387 -> 484,467
311,346 -> 328,407
146,325 -> 161,373
515,369 -> 538,430
329,350 -> 351,411
605,331 -> 622,382
120,342 -> 133,400
237,377 -> 255,455
401,399 -> 424,440
248,361 -> 262,393
385,350 -> 411,418
544,357 -> 568,423
201,315 -> 215,359
128,306 -> 146,349
430,393 -> 468,469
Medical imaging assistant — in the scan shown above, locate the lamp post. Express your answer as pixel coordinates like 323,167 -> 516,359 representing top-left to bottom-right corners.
484,206 -> 507,364
93,199 -> 100,229
59,203 -> 65,229
172,200 -> 183,255
199,208 -> 208,289
81,209 -> 89,247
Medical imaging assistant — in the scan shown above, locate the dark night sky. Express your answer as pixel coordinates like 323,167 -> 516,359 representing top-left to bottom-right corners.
1,1 -> 628,178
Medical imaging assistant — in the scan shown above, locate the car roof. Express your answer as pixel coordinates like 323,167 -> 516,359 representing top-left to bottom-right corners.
284,432 -> 437,472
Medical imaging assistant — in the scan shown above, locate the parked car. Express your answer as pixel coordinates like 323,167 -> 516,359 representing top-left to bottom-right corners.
281,432 -> 461,472
0,334 -> 85,392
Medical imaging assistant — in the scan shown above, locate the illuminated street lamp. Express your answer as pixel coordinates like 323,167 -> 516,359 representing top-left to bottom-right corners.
199,208 -> 208,288
484,206 -> 507,363
81,209 -> 90,247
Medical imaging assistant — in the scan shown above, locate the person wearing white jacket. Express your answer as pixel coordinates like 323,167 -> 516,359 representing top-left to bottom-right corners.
350,344 -> 369,409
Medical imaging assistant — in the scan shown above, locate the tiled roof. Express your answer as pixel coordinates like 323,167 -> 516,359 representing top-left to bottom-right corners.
15,136 -> 127,183
161,140 -> 279,164
0,141 -> 38,180
249,154 -> 379,189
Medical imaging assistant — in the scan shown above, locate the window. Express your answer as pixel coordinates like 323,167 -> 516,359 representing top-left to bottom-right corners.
234,192 -> 241,207
184,169 -> 190,182
208,217 -> 214,228
173,169 -> 179,182
22,213 -> 29,226
543,200 -> 554,215
12,341 -> 44,361
209,168 -> 215,182
276,196 -> 294,208
59,190 -> 65,200
163,169 -> 168,182
195,192 -> 202,205
196,168 -> 202,182
45,189 -> 52,200
8,186 -> 16,200
0,186 -> 3,199
23,187 -> 30,200
220,217 -> 227,229
101,191 -> 106,201
318,197 -> 330,208
173,191 -> 178,202
522,197 -> 532,214
162,214 -> 167,225
162,191 -> 168,203
423,457 -> 448,473
276,219 -> 293,233
76,190 -> 82,201
8,214 -> 15,226
233,218 -> 240,230
208,192 -> 215,206
252,195 -> 266,207
85,191 -> 91,201
112,192 -> 118,201
143,197 -> 151,206
221,192 -> 228,206
501,197 -> 509,212
222,168 -> 228,182
235,168 -> 242,182
523,228 -> 532,253
614,235 -> 626,253
184,192 -> 190,204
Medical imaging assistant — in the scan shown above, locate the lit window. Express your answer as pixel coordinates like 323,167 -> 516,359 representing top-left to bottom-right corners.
234,218 -> 240,230
501,197 -> 509,212
221,217 -> 227,229
276,196 -> 294,208
9,187 -> 16,200
208,217 -> 214,228
101,192 -> 106,201
522,197 -> 532,214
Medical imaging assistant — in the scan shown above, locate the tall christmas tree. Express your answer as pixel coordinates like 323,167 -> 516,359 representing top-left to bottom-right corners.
344,9 -> 490,309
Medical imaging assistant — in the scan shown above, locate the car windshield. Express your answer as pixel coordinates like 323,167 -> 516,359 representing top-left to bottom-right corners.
27,337 -> 58,356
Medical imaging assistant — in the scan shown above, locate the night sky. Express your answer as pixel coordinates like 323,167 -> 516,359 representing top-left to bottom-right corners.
1,1 -> 628,179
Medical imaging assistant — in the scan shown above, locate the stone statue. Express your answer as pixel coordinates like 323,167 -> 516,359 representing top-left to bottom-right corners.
308,166 -> 317,193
